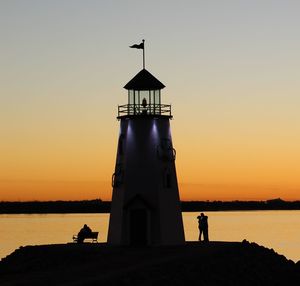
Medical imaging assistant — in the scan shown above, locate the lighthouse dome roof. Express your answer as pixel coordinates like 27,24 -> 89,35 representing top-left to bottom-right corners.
124,69 -> 165,90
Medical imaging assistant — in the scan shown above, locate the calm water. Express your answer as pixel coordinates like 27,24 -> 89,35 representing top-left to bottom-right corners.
1,211 -> 300,262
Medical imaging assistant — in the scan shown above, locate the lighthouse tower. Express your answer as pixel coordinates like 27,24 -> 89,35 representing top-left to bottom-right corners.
107,64 -> 185,245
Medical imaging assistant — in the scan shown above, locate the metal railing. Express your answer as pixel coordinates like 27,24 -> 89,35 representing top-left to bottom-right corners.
118,104 -> 172,117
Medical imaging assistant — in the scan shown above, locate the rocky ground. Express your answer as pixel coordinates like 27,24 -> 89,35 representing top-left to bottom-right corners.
0,241 -> 300,286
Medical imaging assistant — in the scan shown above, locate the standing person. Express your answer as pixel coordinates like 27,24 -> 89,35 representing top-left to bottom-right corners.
197,213 -> 209,242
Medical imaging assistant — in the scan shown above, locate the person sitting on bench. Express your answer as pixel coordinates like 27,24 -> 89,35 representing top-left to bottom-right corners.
77,224 -> 92,243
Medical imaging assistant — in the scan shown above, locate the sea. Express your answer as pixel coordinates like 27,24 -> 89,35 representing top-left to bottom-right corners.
1,211 -> 300,262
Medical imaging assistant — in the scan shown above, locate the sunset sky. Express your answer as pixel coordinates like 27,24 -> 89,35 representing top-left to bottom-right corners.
1,1 -> 300,201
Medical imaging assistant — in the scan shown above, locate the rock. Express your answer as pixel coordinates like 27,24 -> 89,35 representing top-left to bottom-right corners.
0,242 -> 299,286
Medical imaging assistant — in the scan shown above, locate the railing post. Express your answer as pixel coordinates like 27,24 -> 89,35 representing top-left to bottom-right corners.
118,104 -> 172,118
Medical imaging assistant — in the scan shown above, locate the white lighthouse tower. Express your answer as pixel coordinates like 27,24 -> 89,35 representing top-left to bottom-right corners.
107,50 -> 185,245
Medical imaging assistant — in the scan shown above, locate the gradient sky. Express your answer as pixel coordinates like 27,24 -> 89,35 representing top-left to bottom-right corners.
1,0 -> 300,201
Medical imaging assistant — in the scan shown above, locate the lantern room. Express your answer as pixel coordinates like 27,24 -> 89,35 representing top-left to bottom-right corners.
118,69 -> 172,118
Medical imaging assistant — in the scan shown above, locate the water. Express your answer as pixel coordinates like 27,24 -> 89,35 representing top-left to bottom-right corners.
1,211 -> 300,262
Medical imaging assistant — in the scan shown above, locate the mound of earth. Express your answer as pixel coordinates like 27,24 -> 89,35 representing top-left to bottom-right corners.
1,241 -> 299,286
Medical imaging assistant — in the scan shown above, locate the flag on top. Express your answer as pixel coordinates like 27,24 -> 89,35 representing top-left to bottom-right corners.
129,40 -> 146,69
130,41 -> 144,49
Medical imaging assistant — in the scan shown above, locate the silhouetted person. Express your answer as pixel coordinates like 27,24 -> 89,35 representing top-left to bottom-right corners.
197,213 -> 209,242
142,98 -> 147,108
77,224 -> 92,243
142,98 -> 147,114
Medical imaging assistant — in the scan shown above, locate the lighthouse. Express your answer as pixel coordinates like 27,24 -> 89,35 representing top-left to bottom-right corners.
107,44 -> 185,246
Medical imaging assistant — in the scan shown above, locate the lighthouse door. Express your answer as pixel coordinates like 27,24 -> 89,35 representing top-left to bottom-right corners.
129,209 -> 148,246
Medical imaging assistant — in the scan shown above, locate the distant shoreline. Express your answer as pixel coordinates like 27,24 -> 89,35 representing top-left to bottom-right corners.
1,198 -> 300,214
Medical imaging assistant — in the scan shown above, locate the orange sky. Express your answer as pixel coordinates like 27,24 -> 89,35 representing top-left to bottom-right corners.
1,1 -> 300,201
1,180 -> 299,202
1,121 -> 300,201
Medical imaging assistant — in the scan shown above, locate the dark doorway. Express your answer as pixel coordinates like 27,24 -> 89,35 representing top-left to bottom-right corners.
129,209 -> 148,246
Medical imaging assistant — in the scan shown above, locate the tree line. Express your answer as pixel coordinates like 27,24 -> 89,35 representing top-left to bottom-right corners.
1,198 -> 300,214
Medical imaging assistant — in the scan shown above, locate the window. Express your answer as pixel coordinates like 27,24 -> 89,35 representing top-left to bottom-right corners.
154,90 -> 161,114
154,90 -> 160,104
128,90 -> 134,105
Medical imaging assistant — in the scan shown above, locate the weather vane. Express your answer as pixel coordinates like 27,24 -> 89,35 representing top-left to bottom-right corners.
129,39 -> 145,69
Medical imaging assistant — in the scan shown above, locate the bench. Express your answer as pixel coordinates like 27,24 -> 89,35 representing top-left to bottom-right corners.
72,231 -> 99,243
